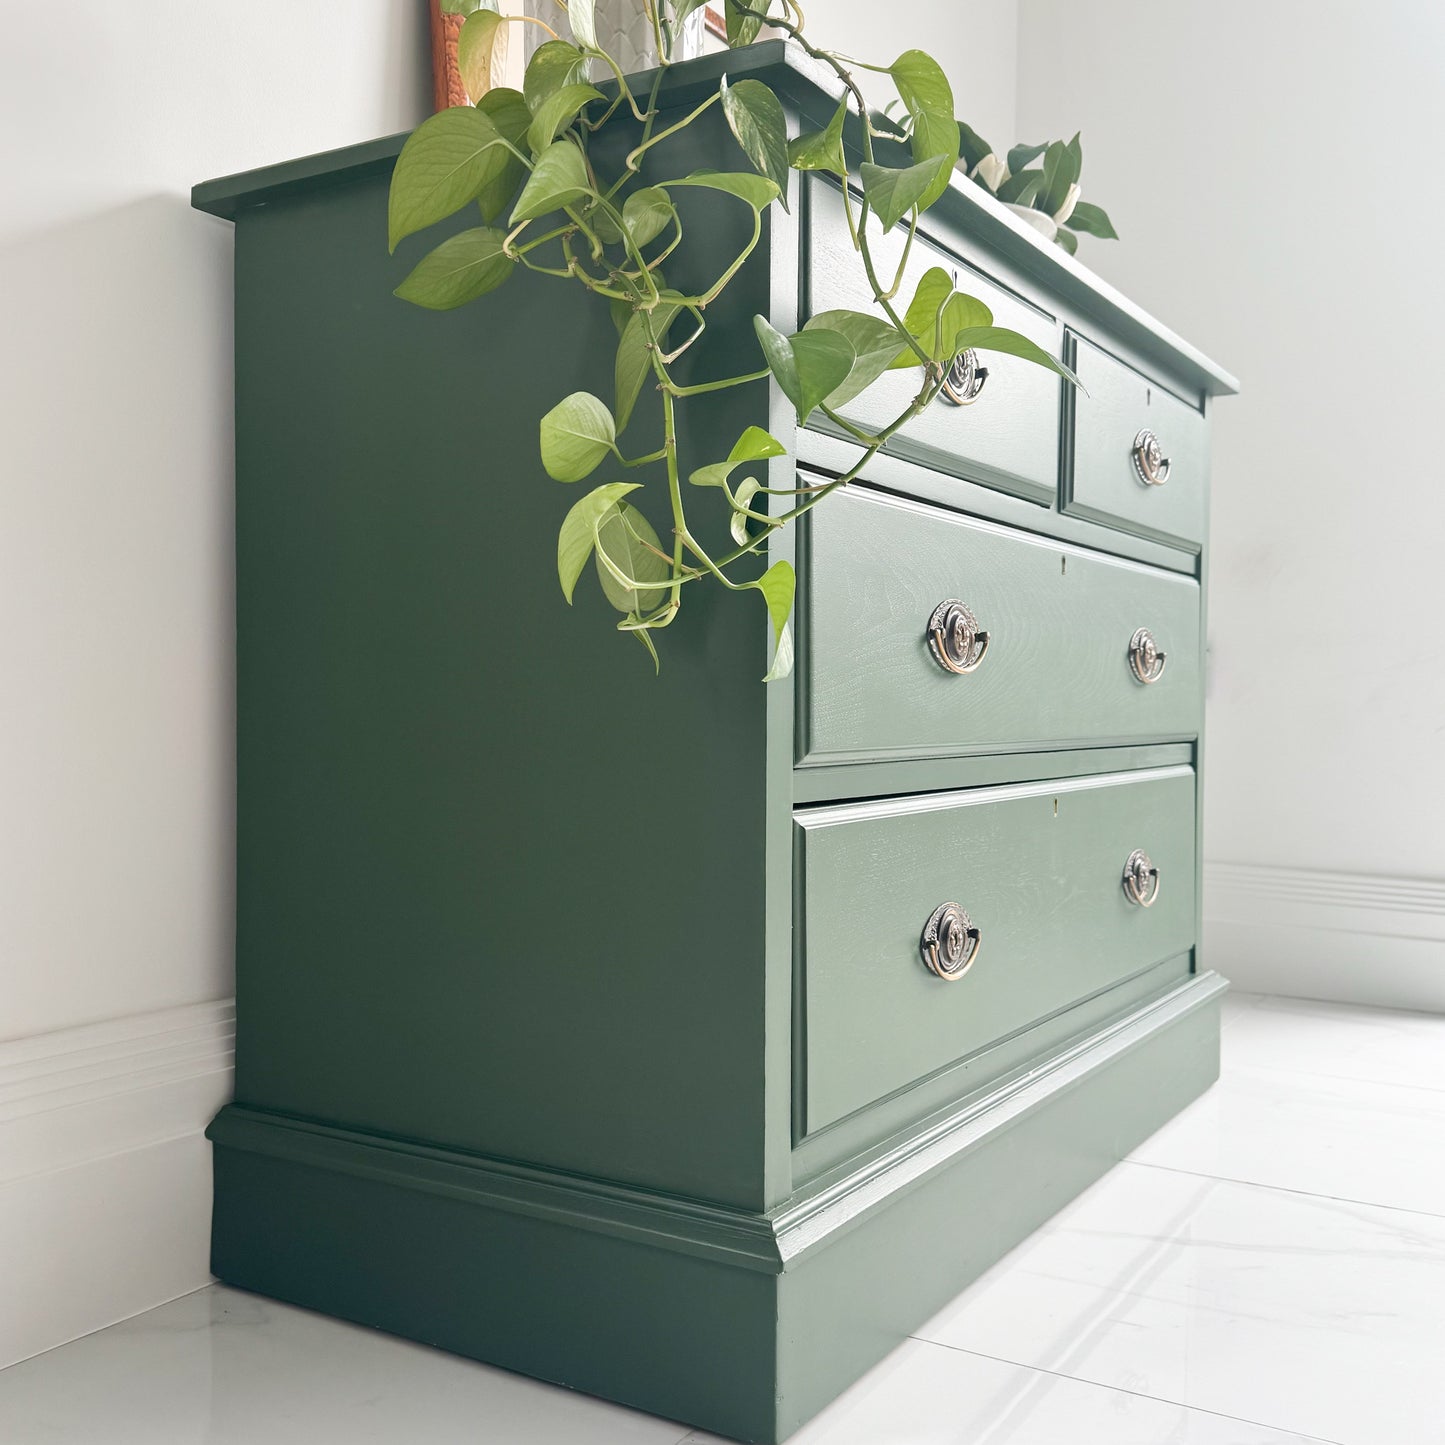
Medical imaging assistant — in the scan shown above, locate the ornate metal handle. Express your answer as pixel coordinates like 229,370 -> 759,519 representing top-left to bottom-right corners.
1128,627 -> 1167,685
921,902 -> 981,980
1132,428 -> 1171,485
928,599 -> 990,675
940,349 -> 989,406
1122,850 -> 1161,908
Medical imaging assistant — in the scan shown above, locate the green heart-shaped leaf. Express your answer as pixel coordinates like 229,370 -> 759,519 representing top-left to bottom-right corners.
890,51 -> 957,208
621,187 -> 675,249
614,295 -> 682,432
892,266 -> 953,363
557,482 -> 640,603
754,316 -> 854,424
803,309 -> 907,405
860,155 -> 950,231
887,272 -> 996,366
540,391 -> 617,481
689,425 -> 786,489
388,106 -> 509,251
666,169 -> 780,209
510,139 -> 592,223
721,77 -> 790,209
474,88 -> 531,221
595,501 -> 669,614
787,97 -> 847,175
725,0 -> 768,47
749,559 -> 795,681
950,326 -> 1079,383
457,9 -> 505,100
523,40 -> 590,111
891,49 -> 953,120
526,82 -> 604,154
393,227 -> 515,310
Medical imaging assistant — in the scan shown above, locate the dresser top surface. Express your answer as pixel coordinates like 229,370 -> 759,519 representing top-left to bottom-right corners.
192,42 -> 1237,399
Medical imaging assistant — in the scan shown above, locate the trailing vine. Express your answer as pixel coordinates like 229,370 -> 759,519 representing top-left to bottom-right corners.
388,0 -> 1079,679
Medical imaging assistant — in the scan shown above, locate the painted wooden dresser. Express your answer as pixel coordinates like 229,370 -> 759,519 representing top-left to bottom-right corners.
194,43 -> 1236,1445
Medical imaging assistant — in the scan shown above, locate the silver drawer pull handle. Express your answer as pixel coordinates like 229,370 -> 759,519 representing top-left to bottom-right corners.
928,599 -> 990,675
940,349 -> 989,406
1133,428 -> 1171,485
921,902 -> 981,980
1128,627 -> 1166,684
1122,850 -> 1161,908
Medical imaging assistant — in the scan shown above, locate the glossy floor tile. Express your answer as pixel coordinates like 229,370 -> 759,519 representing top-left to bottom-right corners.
919,1161 -> 1445,1445
0,1287 -> 690,1445
683,1337 -> 1330,1444
1132,1059 -> 1445,1216
3,991 -> 1444,1445
1224,992 -> 1445,1091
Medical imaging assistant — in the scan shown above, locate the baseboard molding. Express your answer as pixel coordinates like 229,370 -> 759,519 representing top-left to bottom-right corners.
1205,861 -> 1445,1012
0,999 -> 235,1368
207,975 -> 1223,1442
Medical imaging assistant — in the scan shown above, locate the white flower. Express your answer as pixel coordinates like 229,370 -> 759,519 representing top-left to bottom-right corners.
1051,182 -> 1081,226
972,153 -> 1010,192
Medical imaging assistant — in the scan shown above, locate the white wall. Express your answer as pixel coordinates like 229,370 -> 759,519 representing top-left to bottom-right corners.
0,0 -> 427,1365
810,0 -> 1019,155
1015,1 -> 1445,1007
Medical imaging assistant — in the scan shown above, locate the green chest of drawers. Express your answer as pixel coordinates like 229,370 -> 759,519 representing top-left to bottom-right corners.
196,45 -> 1236,1445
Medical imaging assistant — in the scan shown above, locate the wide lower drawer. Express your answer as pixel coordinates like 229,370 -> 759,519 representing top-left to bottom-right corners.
799,487 -> 1201,765
1067,334 -> 1208,549
796,766 -> 1197,1135
804,177 -> 1060,503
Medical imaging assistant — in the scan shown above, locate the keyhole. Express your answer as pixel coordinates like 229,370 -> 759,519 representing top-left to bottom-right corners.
1061,555 -> 1067,576
1053,798 -> 1058,817
1146,387 -> 1152,405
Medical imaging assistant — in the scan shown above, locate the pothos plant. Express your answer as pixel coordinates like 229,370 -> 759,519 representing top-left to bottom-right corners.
388,0 -> 1079,680
956,123 -> 1117,254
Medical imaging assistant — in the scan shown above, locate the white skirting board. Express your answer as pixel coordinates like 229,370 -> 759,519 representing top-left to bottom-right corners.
1206,862 -> 1445,1013
0,999 -> 235,1368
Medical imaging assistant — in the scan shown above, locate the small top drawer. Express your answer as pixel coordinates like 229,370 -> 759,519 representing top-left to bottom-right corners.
1067,335 -> 1208,549
799,487 -> 1201,765
805,178 -> 1061,504
796,765 -> 1198,1134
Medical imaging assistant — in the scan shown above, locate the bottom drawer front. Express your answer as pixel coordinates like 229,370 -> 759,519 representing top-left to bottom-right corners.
798,766 -> 1197,1135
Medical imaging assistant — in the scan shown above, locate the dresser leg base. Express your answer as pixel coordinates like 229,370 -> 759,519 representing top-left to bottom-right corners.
209,974 -> 1223,1444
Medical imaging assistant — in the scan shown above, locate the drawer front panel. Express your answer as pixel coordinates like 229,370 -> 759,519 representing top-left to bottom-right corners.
1068,335 -> 1208,548
798,766 -> 1197,1134
801,488 -> 1202,765
805,179 -> 1060,503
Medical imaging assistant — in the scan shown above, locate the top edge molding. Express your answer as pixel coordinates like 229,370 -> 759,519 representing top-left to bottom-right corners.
191,41 -> 1236,397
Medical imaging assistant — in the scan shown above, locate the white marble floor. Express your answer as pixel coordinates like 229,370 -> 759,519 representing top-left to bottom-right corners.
3,991 -> 1444,1444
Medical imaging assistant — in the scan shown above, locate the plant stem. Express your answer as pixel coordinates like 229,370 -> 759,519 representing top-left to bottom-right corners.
624,92 -> 721,174
665,367 -> 772,396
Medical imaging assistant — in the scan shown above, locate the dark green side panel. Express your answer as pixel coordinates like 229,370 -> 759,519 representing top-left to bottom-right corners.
231,140 -> 777,1209
210,1132 -> 780,1442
